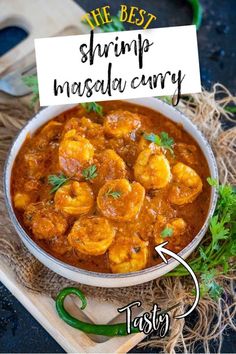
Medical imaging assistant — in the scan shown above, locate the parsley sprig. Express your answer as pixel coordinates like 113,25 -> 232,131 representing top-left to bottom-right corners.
81,102 -> 103,116
82,165 -> 97,181
144,132 -> 175,154
48,174 -> 71,193
165,178 -> 236,300
105,189 -> 122,199
22,75 -> 39,107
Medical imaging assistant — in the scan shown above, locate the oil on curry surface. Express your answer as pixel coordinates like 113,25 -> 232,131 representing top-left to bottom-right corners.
11,101 -> 210,273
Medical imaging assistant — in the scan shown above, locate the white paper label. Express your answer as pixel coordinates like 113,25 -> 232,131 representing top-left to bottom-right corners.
35,25 -> 201,106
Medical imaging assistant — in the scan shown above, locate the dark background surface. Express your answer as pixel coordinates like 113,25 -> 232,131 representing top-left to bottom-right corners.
0,0 -> 235,353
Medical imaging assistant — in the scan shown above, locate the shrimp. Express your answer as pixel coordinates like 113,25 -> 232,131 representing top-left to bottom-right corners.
138,136 -> 160,152
134,148 -> 171,189
59,129 -> 94,176
104,110 -> 141,138
63,117 -> 80,133
24,202 -> 68,240
63,117 -> 105,150
48,237 -> 72,255
169,162 -> 203,205
37,121 -> 62,143
54,181 -> 94,216
154,215 -> 187,244
109,233 -> 148,273
93,149 -> 127,188
68,216 -> 115,256
14,192 -> 31,210
175,143 -> 197,165
97,179 -> 145,221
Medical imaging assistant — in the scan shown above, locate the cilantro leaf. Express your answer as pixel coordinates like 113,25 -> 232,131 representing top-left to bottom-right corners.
81,102 -> 103,116
161,227 -> 173,238
48,174 -> 70,193
144,131 -> 175,154
22,74 -> 39,107
105,189 -> 122,199
82,165 -> 97,181
144,132 -> 162,145
210,215 -> 230,250
165,180 -> 236,301
159,132 -> 175,154
206,177 -> 218,188
200,271 -> 223,301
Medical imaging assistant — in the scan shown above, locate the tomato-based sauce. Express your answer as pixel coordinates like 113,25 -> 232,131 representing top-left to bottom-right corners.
11,101 -> 211,273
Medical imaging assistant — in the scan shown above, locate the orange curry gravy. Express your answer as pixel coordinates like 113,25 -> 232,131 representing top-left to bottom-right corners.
11,101 -> 211,273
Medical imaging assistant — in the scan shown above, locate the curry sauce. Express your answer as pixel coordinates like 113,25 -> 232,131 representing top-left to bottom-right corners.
11,101 -> 211,273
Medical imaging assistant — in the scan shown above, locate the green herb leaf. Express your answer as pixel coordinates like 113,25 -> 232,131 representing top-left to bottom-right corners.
159,96 -> 172,104
161,227 -> 173,238
81,102 -> 103,116
22,74 -> 39,107
48,174 -> 70,193
82,165 -> 97,181
206,177 -> 218,188
144,132 -> 161,145
165,179 -> 236,301
105,189 -> 122,199
144,131 -> 175,154
160,132 -> 175,154
200,271 -> 223,301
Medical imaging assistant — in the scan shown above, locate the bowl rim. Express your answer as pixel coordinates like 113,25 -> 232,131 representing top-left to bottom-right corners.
3,98 -> 219,280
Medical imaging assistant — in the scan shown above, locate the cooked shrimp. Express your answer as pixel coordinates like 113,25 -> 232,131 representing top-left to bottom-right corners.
104,110 -> 141,138
14,192 -> 30,210
68,217 -> 115,256
175,143 -> 197,165
38,121 -> 62,143
97,179 -> 145,221
154,215 -> 187,244
63,117 -> 80,133
169,162 -> 203,205
54,181 -> 94,216
34,121 -> 63,148
134,148 -> 171,189
138,136 -> 162,153
48,237 -> 72,255
109,233 -> 148,273
63,117 -> 105,150
59,129 -> 94,176
93,149 -> 127,187
24,202 -> 68,240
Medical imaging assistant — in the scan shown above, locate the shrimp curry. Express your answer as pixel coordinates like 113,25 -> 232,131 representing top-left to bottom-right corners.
11,101 -> 211,273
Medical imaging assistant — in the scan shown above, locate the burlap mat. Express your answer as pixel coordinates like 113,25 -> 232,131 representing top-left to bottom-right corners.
0,84 -> 235,353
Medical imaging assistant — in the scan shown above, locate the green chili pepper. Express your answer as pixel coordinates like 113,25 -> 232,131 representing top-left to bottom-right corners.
56,287 -> 139,336
187,0 -> 203,30
56,287 -> 181,337
225,106 -> 236,114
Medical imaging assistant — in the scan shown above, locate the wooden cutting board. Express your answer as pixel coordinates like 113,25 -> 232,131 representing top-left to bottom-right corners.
0,0 -> 88,76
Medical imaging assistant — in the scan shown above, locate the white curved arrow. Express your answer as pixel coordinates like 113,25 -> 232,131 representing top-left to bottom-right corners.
155,241 -> 200,319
